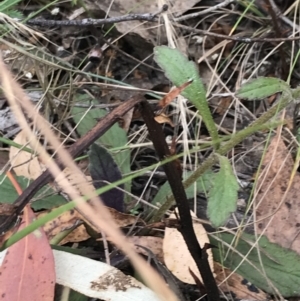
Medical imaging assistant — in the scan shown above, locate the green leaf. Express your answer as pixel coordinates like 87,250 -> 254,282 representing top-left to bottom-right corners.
89,143 -> 124,212
71,100 -> 131,200
207,155 -> 239,227
0,174 -> 67,210
154,46 -> 219,148
211,232 -> 300,297
152,170 -> 214,208
236,77 -> 290,100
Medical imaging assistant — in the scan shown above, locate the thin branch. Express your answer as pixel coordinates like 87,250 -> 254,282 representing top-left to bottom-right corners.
26,5 -> 168,27
21,3 -> 300,44
26,17 -> 300,44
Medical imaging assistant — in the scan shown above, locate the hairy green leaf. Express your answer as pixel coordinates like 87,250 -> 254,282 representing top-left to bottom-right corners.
211,232 -> 300,297
236,77 -> 290,100
154,46 -> 219,148
207,156 -> 239,227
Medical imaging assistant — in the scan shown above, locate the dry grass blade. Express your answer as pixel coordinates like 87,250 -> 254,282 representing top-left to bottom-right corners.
0,57 -> 178,301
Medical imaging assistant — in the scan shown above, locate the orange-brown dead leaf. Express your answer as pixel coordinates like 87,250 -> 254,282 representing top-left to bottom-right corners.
255,133 -> 300,253
59,224 -> 89,245
39,206 -> 138,243
157,80 -> 192,109
154,114 -> 175,127
216,96 -> 232,115
38,209 -> 86,242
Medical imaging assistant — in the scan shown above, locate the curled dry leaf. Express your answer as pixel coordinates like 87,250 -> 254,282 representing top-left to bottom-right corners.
157,80 -> 193,109
9,130 -> 45,179
154,114 -> 175,127
255,133 -> 300,253
163,211 -> 214,284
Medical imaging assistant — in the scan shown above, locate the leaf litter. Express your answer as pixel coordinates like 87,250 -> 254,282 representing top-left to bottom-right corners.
1,1 -> 300,300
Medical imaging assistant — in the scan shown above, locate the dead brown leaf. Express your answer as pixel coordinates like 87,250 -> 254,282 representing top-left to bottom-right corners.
157,80 -> 192,109
216,96 -> 232,115
163,211 -> 214,284
214,262 -> 268,300
38,207 -> 138,243
9,130 -> 45,179
255,133 -> 300,253
38,209 -> 85,242
154,114 -> 175,127
129,236 -> 164,262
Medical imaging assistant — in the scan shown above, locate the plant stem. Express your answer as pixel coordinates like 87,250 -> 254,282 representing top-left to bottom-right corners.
139,99 -> 220,301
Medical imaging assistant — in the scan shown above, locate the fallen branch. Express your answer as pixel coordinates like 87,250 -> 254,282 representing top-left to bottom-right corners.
26,5 -> 168,27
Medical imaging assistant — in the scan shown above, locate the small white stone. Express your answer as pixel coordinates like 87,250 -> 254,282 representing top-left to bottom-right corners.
51,7 -> 60,15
